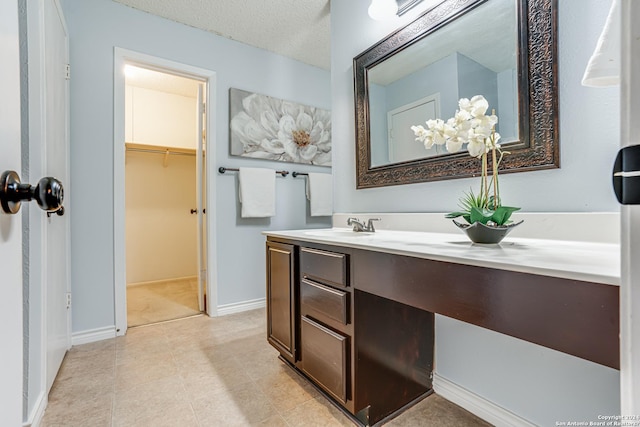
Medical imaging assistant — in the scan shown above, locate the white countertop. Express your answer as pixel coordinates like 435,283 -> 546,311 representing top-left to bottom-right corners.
263,228 -> 620,286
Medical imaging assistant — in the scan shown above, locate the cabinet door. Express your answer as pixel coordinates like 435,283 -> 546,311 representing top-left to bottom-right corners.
301,316 -> 348,403
266,241 -> 296,363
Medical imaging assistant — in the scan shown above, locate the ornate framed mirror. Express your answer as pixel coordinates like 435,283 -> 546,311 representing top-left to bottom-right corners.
354,0 -> 558,188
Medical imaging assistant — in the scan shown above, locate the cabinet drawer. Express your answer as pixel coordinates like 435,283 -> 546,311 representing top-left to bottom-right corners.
301,247 -> 348,287
301,279 -> 349,325
301,316 -> 348,403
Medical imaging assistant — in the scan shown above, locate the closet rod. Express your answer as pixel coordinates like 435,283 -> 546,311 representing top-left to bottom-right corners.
126,147 -> 196,157
218,167 -> 289,177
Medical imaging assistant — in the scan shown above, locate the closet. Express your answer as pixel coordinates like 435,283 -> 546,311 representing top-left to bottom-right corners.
124,65 -> 206,326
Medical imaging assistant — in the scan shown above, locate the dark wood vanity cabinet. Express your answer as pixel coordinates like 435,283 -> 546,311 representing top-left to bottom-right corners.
266,235 -> 619,426
266,241 -> 297,364
266,238 -> 435,426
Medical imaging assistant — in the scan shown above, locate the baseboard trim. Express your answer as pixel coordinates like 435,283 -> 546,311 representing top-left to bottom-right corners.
127,276 -> 197,287
217,298 -> 265,316
23,391 -> 47,427
433,373 -> 536,427
71,326 -> 117,346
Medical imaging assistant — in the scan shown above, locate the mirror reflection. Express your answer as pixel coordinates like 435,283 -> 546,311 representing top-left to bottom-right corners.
368,0 -> 518,168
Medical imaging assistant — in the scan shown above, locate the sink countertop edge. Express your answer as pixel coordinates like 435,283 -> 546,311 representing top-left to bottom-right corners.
263,228 -> 620,286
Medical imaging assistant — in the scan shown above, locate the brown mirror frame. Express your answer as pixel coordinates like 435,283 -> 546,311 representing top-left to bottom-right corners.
354,0 -> 558,189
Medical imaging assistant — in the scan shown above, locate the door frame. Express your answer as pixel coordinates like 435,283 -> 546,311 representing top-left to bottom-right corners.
620,0 -> 640,413
113,48 -> 217,335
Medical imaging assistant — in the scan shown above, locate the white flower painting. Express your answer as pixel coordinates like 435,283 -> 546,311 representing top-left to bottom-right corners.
230,88 -> 332,166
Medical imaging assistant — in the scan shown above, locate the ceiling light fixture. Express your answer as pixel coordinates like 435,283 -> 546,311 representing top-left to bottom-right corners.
368,0 -> 399,21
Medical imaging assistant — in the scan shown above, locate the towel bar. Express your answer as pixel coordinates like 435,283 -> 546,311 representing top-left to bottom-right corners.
292,172 -> 309,178
218,167 -> 289,177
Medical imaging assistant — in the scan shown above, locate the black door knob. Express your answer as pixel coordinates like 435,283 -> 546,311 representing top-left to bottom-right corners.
0,170 -> 64,215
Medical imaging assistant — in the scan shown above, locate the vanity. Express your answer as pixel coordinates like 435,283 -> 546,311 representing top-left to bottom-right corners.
263,228 -> 619,426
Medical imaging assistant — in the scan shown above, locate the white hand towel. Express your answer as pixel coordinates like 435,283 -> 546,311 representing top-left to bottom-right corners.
238,167 -> 275,218
306,173 -> 333,217
582,0 -> 620,87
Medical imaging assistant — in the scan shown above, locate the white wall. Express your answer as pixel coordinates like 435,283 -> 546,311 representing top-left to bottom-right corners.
126,86 -> 197,149
61,0 -> 331,333
331,0 -> 619,424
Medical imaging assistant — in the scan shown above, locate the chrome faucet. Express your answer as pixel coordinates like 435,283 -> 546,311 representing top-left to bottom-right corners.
347,217 -> 380,232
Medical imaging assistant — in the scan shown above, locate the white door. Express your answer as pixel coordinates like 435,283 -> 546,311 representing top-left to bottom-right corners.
387,94 -> 442,162
0,0 -> 24,424
44,0 -> 71,392
620,0 -> 640,413
196,84 -> 206,312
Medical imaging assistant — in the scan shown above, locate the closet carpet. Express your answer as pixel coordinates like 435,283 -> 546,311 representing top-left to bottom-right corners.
127,278 -> 201,327
41,308 -> 491,426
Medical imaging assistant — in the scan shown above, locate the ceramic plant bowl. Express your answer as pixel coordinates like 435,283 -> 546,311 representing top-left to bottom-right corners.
453,220 -> 524,244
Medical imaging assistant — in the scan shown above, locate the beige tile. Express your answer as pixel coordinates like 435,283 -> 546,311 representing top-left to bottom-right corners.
40,394 -> 113,427
179,356 -> 254,400
192,381 -> 279,426
282,396 -> 356,427
115,351 -> 178,391
113,401 -> 199,427
113,375 -> 188,424
48,368 -> 115,403
384,394 -> 492,427
253,414 -> 290,426
255,366 -> 319,412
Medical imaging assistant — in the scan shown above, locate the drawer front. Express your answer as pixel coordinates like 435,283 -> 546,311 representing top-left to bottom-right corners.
301,316 -> 348,403
301,279 -> 349,325
301,247 -> 348,287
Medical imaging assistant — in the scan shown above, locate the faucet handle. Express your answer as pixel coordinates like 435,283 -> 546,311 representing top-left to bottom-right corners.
366,217 -> 381,231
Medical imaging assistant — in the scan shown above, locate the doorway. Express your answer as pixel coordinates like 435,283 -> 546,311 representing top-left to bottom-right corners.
124,65 -> 205,326
113,49 -> 216,334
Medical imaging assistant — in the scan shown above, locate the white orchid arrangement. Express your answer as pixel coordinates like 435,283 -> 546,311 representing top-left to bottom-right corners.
411,95 -> 519,226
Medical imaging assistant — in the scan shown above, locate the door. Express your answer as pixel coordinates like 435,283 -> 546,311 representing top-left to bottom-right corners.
44,0 -> 71,392
266,241 -> 296,363
620,0 -> 640,413
0,0 -> 24,423
196,84 -> 206,311
387,94 -> 441,162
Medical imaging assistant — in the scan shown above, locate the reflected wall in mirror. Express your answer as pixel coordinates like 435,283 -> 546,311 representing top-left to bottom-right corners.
354,0 -> 559,188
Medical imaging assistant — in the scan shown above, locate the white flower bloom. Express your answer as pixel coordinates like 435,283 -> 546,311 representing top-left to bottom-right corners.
411,94 -> 500,159
469,95 -> 489,117
230,93 -> 331,165
458,98 -> 472,112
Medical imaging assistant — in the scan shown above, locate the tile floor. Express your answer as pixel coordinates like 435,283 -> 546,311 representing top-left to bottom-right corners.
41,309 -> 491,426
127,278 -> 201,327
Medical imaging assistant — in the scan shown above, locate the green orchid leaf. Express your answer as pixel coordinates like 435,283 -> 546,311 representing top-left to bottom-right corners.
491,206 -> 521,225
445,211 -> 467,219
470,206 -> 493,224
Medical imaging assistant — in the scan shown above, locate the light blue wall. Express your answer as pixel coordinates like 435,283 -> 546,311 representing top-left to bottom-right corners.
61,0 -> 330,333
386,53 -> 459,118
331,0 -> 619,424
456,53 -> 499,119
497,68 -> 518,141
332,0 -> 619,214
369,82 -> 389,166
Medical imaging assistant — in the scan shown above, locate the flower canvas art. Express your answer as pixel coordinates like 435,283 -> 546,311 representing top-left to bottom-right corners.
229,88 -> 332,166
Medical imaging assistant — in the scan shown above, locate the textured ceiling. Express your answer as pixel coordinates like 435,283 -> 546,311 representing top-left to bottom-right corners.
113,0 -> 331,70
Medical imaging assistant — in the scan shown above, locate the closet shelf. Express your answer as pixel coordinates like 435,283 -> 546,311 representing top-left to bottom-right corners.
125,142 -> 202,157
